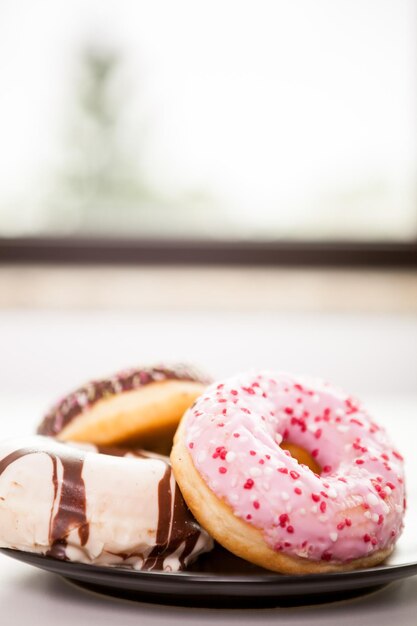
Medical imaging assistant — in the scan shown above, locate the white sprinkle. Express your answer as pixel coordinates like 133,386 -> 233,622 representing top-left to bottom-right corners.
249,467 -> 262,478
262,482 -> 270,491
335,408 -> 344,417
281,492 -> 290,501
275,461 -> 285,470
225,451 -> 236,463
250,493 -> 257,502
337,425 -> 349,433
77,393 -> 88,406
395,504 -> 402,513
311,505 -> 318,514
240,436 -> 248,443
286,503 -> 293,513
372,513 -> 379,523
318,515 -> 328,522
230,493 -> 239,503
327,488 -> 337,499
275,433 -> 283,445
330,532 -> 338,542
299,508 -> 306,516
344,443 -> 352,451
264,466 -> 273,476
197,451 -> 207,464
367,493 -> 379,506
364,511 -> 372,519
230,476 -> 238,488
312,394 -> 320,404
210,480 -> 219,489
385,486 -> 392,495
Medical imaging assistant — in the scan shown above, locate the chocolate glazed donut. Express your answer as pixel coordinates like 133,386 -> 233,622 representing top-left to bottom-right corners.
37,364 -> 210,454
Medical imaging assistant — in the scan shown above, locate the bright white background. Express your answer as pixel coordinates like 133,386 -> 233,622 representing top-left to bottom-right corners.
0,0 -> 416,239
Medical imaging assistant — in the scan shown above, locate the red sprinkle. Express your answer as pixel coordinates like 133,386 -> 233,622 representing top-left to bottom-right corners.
337,522 -> 345,531
189,442 -> 194,449
320,501 -> 327,513
212,446 -> 227,460
290,470 -> 300,480
244,479 -> 254,490
322,465 -> 332,473
231,390 -> 238,396
233,433 -> 240,438
345,518 -> 352,527
321,551 -> 332,561
246,514 -> 252,520
284,407 -> 293,415
294,487 -> 302,495
311,493 -> 321,502
312,449 -> 319,458
219,466 -> 227,474
287,525 -> 294,534
279,513 -> 289,526
363,534 -> 371,543
250,450 -> 256,456
278,467 -> 289,474
355,459 -> 365,465
314,428 -> 322,439
253,500 -> 260,510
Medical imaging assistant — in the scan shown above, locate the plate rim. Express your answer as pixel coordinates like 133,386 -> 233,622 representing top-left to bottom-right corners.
2,547 -> 417,587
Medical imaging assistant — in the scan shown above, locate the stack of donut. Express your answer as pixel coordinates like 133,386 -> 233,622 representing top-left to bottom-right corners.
0,365 -> 213,571
0,365 -> 406,575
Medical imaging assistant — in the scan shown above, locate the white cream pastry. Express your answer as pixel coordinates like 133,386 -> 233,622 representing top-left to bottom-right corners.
0,436 -> 213,571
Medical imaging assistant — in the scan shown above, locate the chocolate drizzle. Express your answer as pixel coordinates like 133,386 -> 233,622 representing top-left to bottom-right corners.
0,445 -> 89,560
141,466 -> 204,571
37,364 -> 209,437
47,454 -> 89,559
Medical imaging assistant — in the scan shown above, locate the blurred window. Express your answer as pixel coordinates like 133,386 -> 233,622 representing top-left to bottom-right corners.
0,0 -> 416,242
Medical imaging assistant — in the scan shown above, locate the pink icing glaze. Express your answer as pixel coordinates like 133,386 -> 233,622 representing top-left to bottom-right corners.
184,372 -> 406,564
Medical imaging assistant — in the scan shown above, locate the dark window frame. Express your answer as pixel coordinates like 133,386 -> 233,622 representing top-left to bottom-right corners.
0,236 -> 416,267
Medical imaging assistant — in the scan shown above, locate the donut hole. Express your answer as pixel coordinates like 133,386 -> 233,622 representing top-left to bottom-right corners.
280,441 -> 322,475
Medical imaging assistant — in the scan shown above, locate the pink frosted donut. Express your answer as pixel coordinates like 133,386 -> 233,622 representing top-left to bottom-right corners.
171,371 -> 406,574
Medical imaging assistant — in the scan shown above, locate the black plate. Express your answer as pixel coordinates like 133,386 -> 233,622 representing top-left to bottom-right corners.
2,542 -> 417,608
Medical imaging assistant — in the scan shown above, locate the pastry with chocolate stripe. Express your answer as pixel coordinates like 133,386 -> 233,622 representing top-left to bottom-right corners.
0,436 -> 213,570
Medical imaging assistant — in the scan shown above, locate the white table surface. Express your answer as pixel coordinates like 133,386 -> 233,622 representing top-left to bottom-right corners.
0,309 -> 416,624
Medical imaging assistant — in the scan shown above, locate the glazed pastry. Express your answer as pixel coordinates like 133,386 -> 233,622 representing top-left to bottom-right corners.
0,436 -> 213,570
171,371 -> 406,574
37,364 -> 209,454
